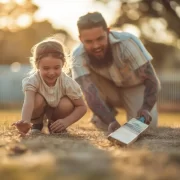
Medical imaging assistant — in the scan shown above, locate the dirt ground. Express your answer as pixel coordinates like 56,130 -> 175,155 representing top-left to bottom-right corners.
0,109 -> 180,180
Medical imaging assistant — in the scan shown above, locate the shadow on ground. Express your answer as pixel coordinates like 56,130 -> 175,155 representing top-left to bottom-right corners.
0,122 -> 180,180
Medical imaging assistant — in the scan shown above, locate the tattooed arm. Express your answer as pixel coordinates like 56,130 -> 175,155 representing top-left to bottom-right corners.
75,74 -> 117,125
137,61 -> 160,123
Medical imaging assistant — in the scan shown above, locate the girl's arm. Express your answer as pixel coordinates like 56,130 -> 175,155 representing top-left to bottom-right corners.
21,90 -> 36,122
63,97 -> 87,126
12,90 -> 36,135
50,97 -> 87,132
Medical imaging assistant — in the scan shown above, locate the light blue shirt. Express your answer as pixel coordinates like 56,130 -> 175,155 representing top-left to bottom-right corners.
71,31 -> 153,87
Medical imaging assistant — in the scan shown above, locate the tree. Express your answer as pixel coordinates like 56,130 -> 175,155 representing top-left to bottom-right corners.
0,0 -> 75,65
0,0 -> 38,31
95,0 -> 180,69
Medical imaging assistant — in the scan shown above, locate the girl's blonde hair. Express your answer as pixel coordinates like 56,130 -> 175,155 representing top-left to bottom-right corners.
29,37 -> 68,74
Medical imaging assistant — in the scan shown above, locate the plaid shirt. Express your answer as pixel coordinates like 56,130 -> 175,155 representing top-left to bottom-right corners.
70,31 -> 153,87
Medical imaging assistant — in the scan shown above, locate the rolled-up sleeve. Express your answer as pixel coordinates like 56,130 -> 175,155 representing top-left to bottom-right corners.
22,75 -> 39,92
70,47 -> 90,80
63,75 -> 83,100
122,34 -> 153,70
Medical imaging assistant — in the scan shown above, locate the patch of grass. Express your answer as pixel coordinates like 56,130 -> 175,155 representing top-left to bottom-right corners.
0,109 -> 180,180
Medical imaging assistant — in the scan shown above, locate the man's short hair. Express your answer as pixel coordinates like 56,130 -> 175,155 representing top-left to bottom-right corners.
77,12 -> 108,33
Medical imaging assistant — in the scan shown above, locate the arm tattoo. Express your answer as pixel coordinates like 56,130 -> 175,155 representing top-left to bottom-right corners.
76,75 -> 116,125
137,62 -> 160,111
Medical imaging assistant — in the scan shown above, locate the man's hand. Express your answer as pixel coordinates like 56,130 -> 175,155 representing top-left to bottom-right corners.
12,120 -> 32,136
137,109 -> 152,125
107,121 -> 121,135
50,119 -> 68,133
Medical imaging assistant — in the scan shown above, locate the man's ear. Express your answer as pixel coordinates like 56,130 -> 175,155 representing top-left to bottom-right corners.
79,35 -> 82,42
107,28 -> 110,33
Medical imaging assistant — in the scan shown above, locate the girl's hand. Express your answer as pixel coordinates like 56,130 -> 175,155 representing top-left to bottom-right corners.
50,119 -> 68,133
12,120 -> 32,136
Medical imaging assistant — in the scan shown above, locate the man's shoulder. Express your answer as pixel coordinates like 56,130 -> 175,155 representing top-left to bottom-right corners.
72,43 -> 85,57
109,30 -> 138,43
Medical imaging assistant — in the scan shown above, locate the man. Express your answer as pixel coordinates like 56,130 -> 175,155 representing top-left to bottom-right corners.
70,12 -> 160,134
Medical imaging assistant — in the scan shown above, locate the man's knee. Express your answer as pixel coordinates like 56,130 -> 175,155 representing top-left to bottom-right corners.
149,104 -> 158,128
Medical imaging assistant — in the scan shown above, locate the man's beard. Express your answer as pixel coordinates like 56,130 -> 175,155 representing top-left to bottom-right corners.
87,45 -> 113,69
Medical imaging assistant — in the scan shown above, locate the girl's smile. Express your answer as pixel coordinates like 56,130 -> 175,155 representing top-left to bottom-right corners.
38,55 -> 64,86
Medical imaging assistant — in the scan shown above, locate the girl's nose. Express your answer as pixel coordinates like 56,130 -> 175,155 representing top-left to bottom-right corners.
49,70 -> 55,76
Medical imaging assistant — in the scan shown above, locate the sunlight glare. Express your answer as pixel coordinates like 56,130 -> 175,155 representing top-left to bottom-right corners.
16,14 -> 32,28
32,0 -> 120,40
15,0 -> 25,5
0,17 -> 8,29
10,62 -> 21,72
141,18 -> 175,44
177,39 -> 180,49
176,6 -> 180,18
122,24 -> 140,37
0,0 -> 10,4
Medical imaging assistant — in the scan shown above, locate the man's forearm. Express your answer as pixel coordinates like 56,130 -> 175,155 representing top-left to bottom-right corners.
138,62 -> 160,111
21,101 -> 34,122
76,75 -> 116,125
143,79 -> 158,111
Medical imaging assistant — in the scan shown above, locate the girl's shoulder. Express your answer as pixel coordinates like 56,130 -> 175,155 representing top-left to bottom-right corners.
60,71 -> 75,83
60,71 -> 81,88
60,72 -> 82,98
22,72 -> 40,87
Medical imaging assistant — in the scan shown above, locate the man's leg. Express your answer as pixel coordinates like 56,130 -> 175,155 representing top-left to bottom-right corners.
89,71 -> 123,130
120,84 -> 158,127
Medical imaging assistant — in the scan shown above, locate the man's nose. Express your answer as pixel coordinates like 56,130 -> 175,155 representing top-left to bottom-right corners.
92,41 -> 100,49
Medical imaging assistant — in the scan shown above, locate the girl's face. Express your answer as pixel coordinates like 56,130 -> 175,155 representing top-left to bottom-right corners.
38,55 -> 64,86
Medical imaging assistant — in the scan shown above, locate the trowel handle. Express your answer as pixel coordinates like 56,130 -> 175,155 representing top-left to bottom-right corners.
138,116 -> 145,123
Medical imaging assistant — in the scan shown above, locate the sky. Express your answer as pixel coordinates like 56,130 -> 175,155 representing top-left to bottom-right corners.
0,0 -> 176,44
0,0 -> 143,40
32,0 -> 120,40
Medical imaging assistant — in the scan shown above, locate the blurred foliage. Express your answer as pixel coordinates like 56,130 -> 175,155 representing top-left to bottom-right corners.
95,0 -> 180,69
0,0 -> 38,31
0,0 -> 180,68
0,0 -> 75,65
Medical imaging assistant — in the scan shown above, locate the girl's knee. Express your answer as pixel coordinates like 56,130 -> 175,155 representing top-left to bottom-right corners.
34,93 -> 46,109
59,96 -> 74,110
31,94 -> 46,123
58,96 -> 74,117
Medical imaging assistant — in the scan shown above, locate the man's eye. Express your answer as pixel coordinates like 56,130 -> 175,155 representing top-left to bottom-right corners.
43,68 -> 49,70
85,40 -> 92,44
98,36 -> 104,41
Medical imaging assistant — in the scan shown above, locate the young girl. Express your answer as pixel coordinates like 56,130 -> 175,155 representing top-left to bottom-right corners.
13,38 -> 87,135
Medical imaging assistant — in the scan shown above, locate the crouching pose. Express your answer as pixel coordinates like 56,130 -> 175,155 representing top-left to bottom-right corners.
70,12 -> 161,134
13,37 -> 87,135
